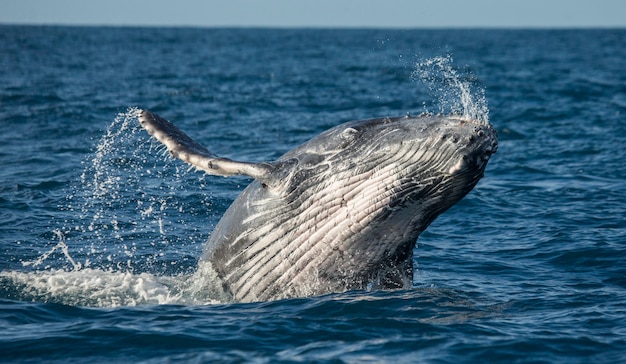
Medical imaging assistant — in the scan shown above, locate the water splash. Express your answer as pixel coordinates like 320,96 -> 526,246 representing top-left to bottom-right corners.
4,108 -> 227,306
0,262 -> 229,307
49,107 -> 212,275
411,55 -> 489,124
22,230 -> 82,270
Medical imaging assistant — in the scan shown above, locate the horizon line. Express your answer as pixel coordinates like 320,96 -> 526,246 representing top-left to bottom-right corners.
2,22 -> 625,30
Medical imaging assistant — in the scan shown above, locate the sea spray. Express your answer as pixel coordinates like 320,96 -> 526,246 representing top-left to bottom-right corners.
22,230 -> 82,271
52,108 -> 210,275
411,55 -> 489,124
3,108 -> 224,306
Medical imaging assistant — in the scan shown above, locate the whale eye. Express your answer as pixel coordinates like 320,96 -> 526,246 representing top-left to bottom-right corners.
341,127 -> 359,140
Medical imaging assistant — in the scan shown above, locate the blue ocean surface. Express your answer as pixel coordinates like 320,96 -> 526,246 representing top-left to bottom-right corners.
1,26 -> 626,363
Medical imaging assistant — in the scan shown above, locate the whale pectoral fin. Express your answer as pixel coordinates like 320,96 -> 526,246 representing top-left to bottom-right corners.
139,110 -> 275,183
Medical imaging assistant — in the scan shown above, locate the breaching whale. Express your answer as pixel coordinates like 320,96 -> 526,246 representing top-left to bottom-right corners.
139,110 -> 497,303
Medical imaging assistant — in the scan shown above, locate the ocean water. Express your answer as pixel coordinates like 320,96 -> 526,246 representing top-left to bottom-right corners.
1,26 -> 625,363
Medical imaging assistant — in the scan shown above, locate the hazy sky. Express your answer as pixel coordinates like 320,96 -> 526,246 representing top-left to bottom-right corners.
1,0 -> 625,28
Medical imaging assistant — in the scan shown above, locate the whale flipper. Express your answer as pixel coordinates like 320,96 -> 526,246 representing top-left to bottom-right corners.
139,110 -> 276,185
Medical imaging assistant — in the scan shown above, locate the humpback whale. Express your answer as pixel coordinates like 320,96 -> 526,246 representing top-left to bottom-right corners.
139,110 -> 497,302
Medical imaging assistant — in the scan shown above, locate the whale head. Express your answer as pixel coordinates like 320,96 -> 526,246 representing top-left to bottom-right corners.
276,114 -> 498,226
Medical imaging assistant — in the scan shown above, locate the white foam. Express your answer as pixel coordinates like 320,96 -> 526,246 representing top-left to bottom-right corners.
0,264 -> 230,307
